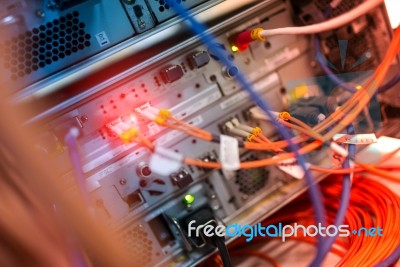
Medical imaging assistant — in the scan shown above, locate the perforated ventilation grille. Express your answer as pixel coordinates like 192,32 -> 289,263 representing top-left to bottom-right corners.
0,11 -> 91,80
314,0 -> 377,72
235,154 -> 268,195
156,0 -> 188,12
120,225 -> 153,266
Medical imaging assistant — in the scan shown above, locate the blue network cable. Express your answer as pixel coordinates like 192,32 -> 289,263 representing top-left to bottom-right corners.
171,3 -> 326,246
374,245 -> 400,267
310,124 -> 355,267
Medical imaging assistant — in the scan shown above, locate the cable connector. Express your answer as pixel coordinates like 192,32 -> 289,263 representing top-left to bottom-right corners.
230,28 -> 265,52
154,117 -> 166,126
159,109 -> 172,119
248,106 -> 280,122
247,134 -> 256,142
119,128 -> 138,144
279,112 -> 291,121
252,127 -> 262,136
250,28 -> 265,41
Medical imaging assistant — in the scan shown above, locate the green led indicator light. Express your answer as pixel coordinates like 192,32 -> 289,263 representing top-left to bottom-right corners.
183,194 -> 195,206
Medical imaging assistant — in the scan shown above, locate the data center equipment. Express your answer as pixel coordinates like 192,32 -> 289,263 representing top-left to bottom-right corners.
3,0 -> 400,266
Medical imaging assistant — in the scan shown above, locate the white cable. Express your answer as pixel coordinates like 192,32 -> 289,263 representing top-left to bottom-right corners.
260,0 -> 383,37
249,106 -> 279,121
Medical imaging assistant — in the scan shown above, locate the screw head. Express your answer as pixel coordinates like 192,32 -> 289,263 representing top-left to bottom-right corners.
80,115 -> 88,123
120,178 -> 127,185
36,9 -> 45,18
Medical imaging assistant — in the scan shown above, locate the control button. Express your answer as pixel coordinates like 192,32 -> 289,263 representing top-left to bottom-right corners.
136,162 -> 152,177
160,65 -> 184,83
187,51 -> 210,69
222,65 -> 239,79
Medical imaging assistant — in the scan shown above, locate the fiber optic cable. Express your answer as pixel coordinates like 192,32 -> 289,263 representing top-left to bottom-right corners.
170,3 -> 327,240
310,124 -> 355,267
314,36 -> 400,94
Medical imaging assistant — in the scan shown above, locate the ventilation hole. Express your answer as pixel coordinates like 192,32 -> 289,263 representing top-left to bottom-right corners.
235,154 -> 269,195
0,11 -> 90,79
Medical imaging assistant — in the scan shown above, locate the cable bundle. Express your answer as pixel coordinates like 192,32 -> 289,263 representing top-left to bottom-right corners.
202,175 -> 400,266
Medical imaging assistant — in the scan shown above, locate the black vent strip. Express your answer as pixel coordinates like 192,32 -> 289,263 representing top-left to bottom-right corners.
156,0 -> 188,12
0,11 -> 91,80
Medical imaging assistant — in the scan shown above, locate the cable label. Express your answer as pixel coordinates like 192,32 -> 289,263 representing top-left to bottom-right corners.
331,142 -> 348,167
333,133 -> 377,144
220,135 -> 240,171
275,157 -> 310,179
